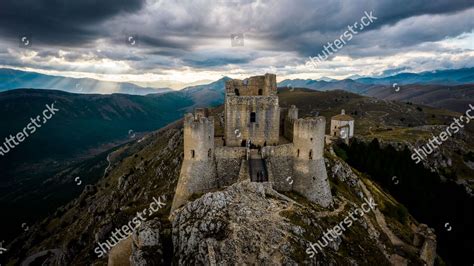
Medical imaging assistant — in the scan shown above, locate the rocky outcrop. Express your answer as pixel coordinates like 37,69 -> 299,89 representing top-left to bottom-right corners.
169,173 -> 424,265
130,219 -> 164,265
328,157 -> 358,187
413,224 -> 437,266
171,181 -> 303,265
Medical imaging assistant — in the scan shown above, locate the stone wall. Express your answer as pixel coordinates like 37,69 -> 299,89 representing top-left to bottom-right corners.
171,160 -> 217,211
215,146 -> 246,187
293,117 -> 325,160
225,73 -> 276,96
293,158 -> 332,207
262,144 -> 294,192
224,96 -> 280,147
284,105 -> 298,141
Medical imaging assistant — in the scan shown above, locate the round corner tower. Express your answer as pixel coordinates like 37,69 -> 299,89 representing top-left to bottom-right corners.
292,116 -> 333,207
172,109 -> 217,211
183,110 -> 214,161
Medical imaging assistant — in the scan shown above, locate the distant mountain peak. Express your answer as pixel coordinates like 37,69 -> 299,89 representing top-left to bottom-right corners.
0,68 -> 172,95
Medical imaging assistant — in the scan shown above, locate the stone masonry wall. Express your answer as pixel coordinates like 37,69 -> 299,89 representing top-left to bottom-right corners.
183,113 -> 214,161
225,96 -> 280,147
262,144 -> 294,192
215,146 -> 246,187
293,158 -> 332,206
330,119 -> 354,138
284,105 -> 298,141
171,160 -> 217,211
225,73 -> 276,96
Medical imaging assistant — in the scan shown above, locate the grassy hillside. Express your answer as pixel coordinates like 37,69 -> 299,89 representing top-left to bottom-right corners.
0,89 -> 192,180
365,83 -> 474,113
0,89 -> 192,241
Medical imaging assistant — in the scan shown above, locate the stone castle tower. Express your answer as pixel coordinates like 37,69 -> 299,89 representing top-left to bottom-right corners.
224,73 -> 280,147
171,109 -> 217,210
172,74 -> 333,211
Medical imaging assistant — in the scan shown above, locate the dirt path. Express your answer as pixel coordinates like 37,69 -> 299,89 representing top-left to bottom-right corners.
104,153 -> 112,177
315,198 -> 347,218
108,236 -> 133,266
358,180 -> 417,253
21,249 -> 62,266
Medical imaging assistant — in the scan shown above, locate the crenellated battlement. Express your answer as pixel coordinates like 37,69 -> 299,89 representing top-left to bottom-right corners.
225,73 -> 277,96
293,116 -> 326,129
183,109 -> 214,161
225,75 -> 280,147
184,114 -> 214,130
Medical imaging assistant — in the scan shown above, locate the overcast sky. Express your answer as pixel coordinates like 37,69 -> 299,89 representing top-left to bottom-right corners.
0,0 -> 473,89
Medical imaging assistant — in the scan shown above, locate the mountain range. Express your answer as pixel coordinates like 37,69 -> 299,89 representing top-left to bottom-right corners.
0,68 -> 172,95
2,67 -> 473,96
278,68 -> 474,113
0,75 -> 230,176
279,67 -> 474,90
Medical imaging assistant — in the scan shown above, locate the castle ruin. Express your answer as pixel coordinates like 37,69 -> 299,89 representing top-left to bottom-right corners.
171,74 -> 333,211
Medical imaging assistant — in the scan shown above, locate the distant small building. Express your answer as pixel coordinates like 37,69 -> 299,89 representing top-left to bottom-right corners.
330,109 -> 354,141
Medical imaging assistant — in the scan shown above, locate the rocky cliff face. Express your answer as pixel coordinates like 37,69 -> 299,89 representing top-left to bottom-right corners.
130,218 -> 165,265
171,181 -> 299,265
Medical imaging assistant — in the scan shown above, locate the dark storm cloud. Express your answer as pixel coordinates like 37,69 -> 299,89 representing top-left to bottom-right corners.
0,0 -> 145,46
331,7 -> 474,59
138,35 -> 191,50
263,0 -> 474,57
0,0 -> 472,75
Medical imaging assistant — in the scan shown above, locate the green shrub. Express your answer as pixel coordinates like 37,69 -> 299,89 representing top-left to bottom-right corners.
334,145 -> 348,161
463,151 -> 474,162
382,203 -> 408,224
